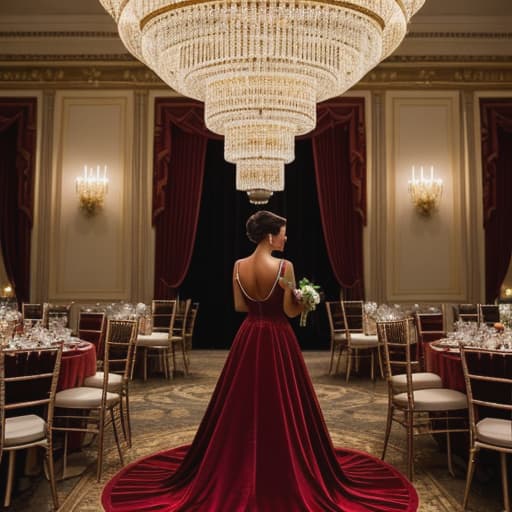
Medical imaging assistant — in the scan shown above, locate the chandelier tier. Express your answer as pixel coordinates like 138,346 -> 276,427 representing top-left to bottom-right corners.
100,0 -> 425,203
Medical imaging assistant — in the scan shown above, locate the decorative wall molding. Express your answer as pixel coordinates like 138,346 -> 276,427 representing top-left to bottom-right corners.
1,60 -> 512,90
48,91 -> 134,301
384,91 -> 466,302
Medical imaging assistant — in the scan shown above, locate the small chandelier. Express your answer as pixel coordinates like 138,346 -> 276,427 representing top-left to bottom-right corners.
75,165 -> 109,215
408,165 -> 443,216
99,0 -> 425,203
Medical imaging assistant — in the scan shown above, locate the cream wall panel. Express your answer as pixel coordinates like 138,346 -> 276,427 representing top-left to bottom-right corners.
385,91 -> 466,302
49,91 -> 134,301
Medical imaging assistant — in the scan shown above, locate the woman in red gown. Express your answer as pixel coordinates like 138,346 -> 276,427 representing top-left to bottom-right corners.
102,211 -> 418,511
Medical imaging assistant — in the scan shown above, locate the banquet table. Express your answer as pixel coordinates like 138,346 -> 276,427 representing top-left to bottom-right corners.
58,341 -> 97,389
424,341 -> 465,392
4,341 -> 97,391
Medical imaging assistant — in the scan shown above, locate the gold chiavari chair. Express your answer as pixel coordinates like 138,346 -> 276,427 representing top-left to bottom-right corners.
83,319 -> 138,448
184,302 -> 199,367
53,325 -> 127,481
1,345 -> 63,509
44,302 -> 72,329
341,301 -> 381,382
460,346 -> 512,512
78,311 -> 107,364
378,317 -> 468,480
151,299 -> 176,332
21,303 -> 45,324
134,300 -> 178,380
452,304 -> 479,324
325,301 -> 346,375
478,304 -> 500,326
169,299 -> 191,376
415,305 -> 446,369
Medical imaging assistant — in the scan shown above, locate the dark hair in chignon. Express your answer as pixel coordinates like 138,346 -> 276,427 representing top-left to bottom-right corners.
246,211 -> 287,244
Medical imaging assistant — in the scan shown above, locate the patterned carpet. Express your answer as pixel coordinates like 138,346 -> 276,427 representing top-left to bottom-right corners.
9,351 -> 504,511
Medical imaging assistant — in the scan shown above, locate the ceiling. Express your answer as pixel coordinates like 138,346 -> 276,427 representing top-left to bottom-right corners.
0,0 -> 511,60
1,0 -> 512,17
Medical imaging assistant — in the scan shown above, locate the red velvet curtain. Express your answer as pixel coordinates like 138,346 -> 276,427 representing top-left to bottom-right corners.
0,99 -> 37,304
153,99 -> 212,298
480,99 -> 512,303
153,97 -> 366,300
310,99 -> 366,299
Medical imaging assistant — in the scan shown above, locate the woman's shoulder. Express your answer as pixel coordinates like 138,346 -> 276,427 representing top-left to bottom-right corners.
234,256 -> 250,267
280,258 -> 294,270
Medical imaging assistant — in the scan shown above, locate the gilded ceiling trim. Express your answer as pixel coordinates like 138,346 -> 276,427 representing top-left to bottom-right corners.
0,54 -> 135,62
407,32 -> 512,39
0,31 -> 120,38
1,60 -> 512,89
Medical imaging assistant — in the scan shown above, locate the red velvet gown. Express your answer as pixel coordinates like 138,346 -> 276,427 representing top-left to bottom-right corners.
102,263 -> 418,511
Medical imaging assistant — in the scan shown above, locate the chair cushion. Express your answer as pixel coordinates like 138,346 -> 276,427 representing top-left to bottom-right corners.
137,333 -> 169,347
349,333 -> 379,348
83,372 -> 123,392
393,388 -> 467,412
55,387 -> 120,408
5,415 -> 46,447
391,372 -> 443,393
476,417 -> 512,448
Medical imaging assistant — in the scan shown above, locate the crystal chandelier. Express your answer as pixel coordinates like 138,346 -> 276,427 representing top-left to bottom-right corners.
408,165 -> 443,216
99,0 -> 425,204
75,165 -> 109,215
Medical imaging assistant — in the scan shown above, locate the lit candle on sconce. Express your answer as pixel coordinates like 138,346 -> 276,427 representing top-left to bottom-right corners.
407,165 -> 443,216
75,164 -> 109,216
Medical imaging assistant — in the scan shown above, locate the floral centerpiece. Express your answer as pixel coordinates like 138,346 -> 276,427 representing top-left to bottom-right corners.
294,278 -> 321,327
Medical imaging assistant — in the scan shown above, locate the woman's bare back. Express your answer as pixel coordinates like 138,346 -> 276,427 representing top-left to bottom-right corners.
236,254 -> 282,301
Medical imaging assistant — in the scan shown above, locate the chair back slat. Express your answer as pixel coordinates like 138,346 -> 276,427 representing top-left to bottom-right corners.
185,302 -> 200,338
21,303 -> 44,322
1,346 -> 62,432
377,317 -> 418,397
478,304 -> 500,326
172,299 -> 191,339
78,311 -> 106,357
453,304 -> 479,323
341,300 -> 363,331
460,347 -> 512,438
151,300 -> 177,333
44,303 -> 72,329
103,319 -> 138,382
325,301 -> 345,332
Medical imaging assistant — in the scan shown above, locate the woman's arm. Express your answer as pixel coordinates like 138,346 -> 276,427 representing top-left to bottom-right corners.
232,260 -> 249,312
280,261 -> 304,318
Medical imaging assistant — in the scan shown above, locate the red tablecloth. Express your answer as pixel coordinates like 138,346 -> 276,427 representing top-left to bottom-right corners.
58,342 -> 97,390
424,342 -> 465,392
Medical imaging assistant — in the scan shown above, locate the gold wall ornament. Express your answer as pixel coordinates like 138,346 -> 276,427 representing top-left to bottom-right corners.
98,0 -> 426,203
75,165 -> 109,215
408,165 -> 443,216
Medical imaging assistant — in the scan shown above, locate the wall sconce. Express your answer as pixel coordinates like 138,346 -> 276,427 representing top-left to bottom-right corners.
408,165 -> 443,216
75,165 -> 109,215
1,285 -> 13,298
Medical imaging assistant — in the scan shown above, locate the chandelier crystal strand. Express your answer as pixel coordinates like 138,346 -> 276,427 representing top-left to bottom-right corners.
99,0 -> 425,203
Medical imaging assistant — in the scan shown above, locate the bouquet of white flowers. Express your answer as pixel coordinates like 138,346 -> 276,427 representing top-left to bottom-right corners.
294,278 -> 321,327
